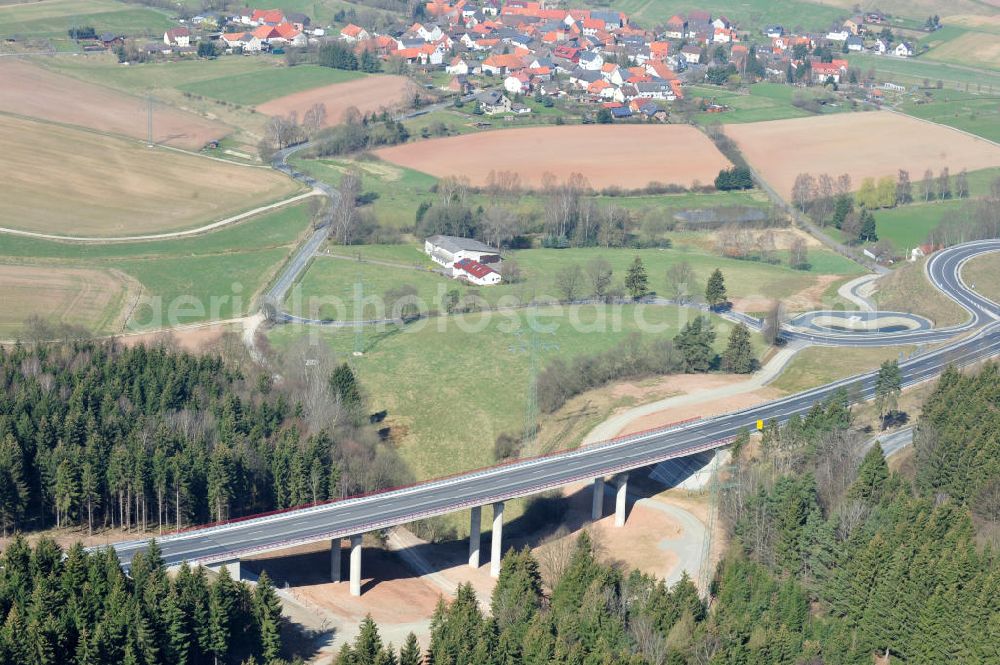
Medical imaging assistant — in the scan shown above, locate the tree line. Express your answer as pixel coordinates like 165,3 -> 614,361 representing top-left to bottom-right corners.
792,168 -> 972,251
0,341 -> 407,537
0,538 -> 286,664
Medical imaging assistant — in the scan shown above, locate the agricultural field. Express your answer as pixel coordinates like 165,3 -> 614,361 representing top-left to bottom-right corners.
178,65 -> 367,107
0,202 -> 314,331
0,0 -> 173,50
0,115 -> 298,236
0,59 -> 227,150
0,264 -> 138,338
924,30 -> 1000,71
376,125 -> 732,189
963,251 -> 1000,305
286,244 -> 861,321
288,153 -> 771,229
727,112 -> 1000,199
269,304 -> 763,481
898,89 -> 1000,143
257,75 -> 416,126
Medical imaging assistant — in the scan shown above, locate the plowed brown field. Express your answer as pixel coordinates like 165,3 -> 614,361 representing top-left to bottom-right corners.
726,112 -> 1000,199
256,75 -> 416,126
0,59 -> 227,150
375,124 -> 732,188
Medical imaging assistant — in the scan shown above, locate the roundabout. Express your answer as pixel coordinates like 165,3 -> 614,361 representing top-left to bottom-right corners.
787,310 -> 931,335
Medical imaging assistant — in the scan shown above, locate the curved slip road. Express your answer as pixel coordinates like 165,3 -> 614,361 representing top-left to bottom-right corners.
106,240 -> 1000,569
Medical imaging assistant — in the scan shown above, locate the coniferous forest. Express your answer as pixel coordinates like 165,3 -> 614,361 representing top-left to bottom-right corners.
0,539 -> 284,664
334,365 -> 1000,665
0,341 -> 407,537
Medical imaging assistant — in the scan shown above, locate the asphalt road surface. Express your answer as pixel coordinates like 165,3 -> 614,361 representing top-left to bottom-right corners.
106,240 -> 1000,569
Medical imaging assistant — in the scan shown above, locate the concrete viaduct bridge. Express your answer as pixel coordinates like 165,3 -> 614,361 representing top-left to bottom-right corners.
105,241 -> 1000,596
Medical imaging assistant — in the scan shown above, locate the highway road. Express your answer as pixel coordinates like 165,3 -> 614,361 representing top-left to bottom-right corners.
108,240 -> 1000,569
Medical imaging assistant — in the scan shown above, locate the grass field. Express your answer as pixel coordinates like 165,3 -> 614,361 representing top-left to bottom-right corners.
689,83 -> 848,124
0,115 -> 298,236
873,257 -> 968,327
0,202 -> 314,330
42,56 -> 278,96
0,0 -> 173,46
899,89 -> 1000,143
963,252 -> 1000,305
288,244 -> 861,321
768,346 -> 914,393
178,66 -> 367,107
873,167 -> 1000,248
270,304 -> 762,481
770,345 -> 915,394
847,53 -> 1000,90
583,0 -> 843,32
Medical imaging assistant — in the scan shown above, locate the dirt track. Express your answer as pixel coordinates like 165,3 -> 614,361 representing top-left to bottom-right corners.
726,112 -> 1000,199
256,75 -> 416,126
375,124 -> 732,188
0,59 -> 227,150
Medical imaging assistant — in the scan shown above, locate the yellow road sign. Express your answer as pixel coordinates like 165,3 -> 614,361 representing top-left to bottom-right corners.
756,419 -> 764,431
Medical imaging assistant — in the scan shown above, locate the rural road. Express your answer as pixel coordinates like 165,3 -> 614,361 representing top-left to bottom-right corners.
103,240 -> 1000,571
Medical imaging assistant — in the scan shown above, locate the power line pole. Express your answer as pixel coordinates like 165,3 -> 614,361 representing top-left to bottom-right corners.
146,93 -> 154,148
508,303 -> 558,451
697,450 -> 733,597
348,270 -> 366,356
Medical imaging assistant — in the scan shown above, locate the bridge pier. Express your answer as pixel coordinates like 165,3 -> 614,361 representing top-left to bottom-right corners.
615,474 -> 628,527
331,537 -> 342,583
469,506 -> 482,568
490,501 -> 504,578
349,535 -> 363,596
591,477 -> 605,520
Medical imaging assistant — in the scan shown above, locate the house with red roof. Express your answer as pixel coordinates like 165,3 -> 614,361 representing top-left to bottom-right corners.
340,24 -> 369,42
812,61 -> 844,83
221,31 -> 262,52
453,258 -> 501,285
482,53 -> 525,76
163,27 -> 191,47
251,9 -> 284,26
664,15 -> 687,38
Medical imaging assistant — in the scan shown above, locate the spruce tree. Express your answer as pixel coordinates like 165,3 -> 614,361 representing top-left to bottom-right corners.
399,632 -> 422,665
355,614 -> 385,665
850,446 -> 889,503
625,256 -> 649,299
704,268 -> 727,308
254,571 -> 283,662
673,316 -> 717,373
722,323 -> 756,374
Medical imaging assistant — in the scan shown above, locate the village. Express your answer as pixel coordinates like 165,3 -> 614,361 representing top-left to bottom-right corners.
55,2 -> 937,121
